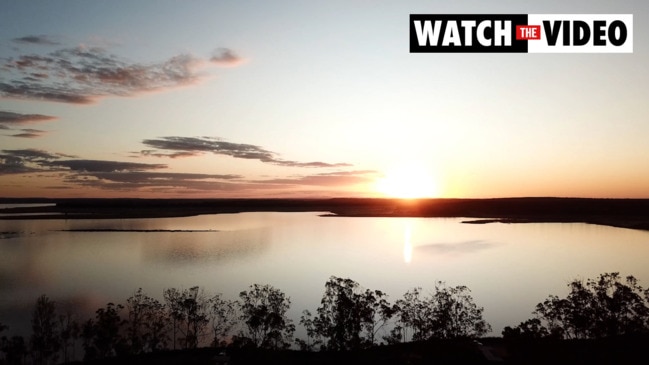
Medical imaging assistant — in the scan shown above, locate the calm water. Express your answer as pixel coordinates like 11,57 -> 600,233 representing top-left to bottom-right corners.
1,212 -> 649,337
0,204 -> 55,209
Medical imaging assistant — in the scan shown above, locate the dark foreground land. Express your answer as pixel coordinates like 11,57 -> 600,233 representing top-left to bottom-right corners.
69,336 -> 649,365
2,197 -> 649,231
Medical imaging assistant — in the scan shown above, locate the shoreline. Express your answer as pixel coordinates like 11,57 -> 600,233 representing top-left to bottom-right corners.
2,197 -> 649,231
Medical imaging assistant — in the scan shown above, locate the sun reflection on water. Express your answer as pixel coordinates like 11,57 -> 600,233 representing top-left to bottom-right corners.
403,220 -> 413,263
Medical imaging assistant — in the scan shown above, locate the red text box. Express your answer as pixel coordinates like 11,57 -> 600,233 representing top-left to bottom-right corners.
516,25 -> 541,40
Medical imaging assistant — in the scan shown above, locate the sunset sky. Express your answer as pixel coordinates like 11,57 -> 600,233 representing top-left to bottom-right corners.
1,0 -> 648,199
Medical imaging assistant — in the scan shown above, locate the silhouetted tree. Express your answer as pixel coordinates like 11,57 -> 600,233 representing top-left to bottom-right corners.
125,288 -> 147,354
361,288 -> 394,345
313,276 -> 394,350
141,294 -> 169,352
295,310 -> 321,351
0,322 -> 8,363
80,319 -> 97,361
383,325 -> 405,345
163,287 -> 209,349
513,272 -> 649,339
58,310 -> 79,363
163,287 -> 184,350
645,285 -> 649,329
502,318 -> 550,340
30,295 -> 60,365
92,303 -> 126,358
393,287 -> 427,341
314,277 -> 363,350
1,335 -> 27,365
393,282 -> 490,341
208,293 -> 237,347
428,282 -> 491,339
238,284 -> 295,349
182,287 -> 210,349
125,288 -> 169,353
583,273 -> 649,337
0,322 -> 5,350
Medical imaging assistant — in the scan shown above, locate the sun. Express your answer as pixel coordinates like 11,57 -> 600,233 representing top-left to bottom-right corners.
375,164 -> 439,199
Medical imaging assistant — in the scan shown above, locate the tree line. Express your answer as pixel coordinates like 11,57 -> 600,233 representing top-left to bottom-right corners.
503,272 -> 649,340
0,276 -> 489,364
1,272 -> 648,364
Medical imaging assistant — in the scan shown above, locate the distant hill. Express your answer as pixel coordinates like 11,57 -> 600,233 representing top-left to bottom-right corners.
3,197 -> 649,231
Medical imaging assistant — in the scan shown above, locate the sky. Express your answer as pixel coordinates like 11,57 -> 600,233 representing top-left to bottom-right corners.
1,0 -> 648,199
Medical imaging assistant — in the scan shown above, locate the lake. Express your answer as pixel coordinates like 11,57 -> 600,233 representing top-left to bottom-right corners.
1,211 -> 649,339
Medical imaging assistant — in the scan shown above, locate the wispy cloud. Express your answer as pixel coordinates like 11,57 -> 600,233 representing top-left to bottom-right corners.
0,158 -> 39,174
13,35 -> 60,46
1,42 -> 242,104
138,150 -> 198,159
1,139 -> 366,194
210,48 -> 243,66
0,149 -> 58,174
0,149 -> 163,176
0,47 -> 198,104
86,171 -> 241,183
47,159 -> 167,173
1,148 -> 61,161
61,170 -> 374,194
254,170 -> 377,186
9,128 -> 47,138
0,110 -> 56,138
0,111 -> 57,124
141,136 -> 351,168
61,171 -> 246,192
0,147 -> 248,192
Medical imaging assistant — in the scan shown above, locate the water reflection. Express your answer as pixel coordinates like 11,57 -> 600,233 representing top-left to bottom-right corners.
1,213 -> 649,338
400,219 -> 498,263
403,220 -> 413,264
416,240 -> 498,256
0,203 -> 56,209
141,229 -> 269,264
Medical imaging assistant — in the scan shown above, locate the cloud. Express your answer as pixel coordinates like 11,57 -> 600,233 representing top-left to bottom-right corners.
44,185 -> 75,190
0,149 -> 58,174
0,82 -> 94,104
62,169 -> 375,194
0,147 -> 248,192
0,45 -> 237,104
86,171 -> 241,183
63,171 -> 247,192
1,141 -> 365,195
139,149 -> 200,159
0,111 -> 57,124
210,48 -> 243,66
48,159 -> 167,173
0,111 -> 56,137
1,148 -> 61,161
142,136 -> 351,168
0,149 -> 165,177
0,159 -> 39,174
316,170 -> 378,176
13,35 -> 60,46
254,170 -> 377,187
9,128 -> 47,138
